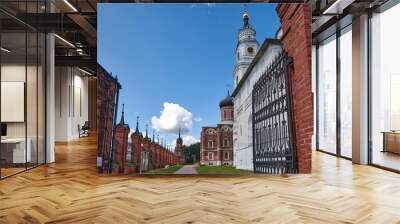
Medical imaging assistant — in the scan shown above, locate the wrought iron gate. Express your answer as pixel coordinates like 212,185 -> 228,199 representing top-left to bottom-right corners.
252,51 -> 297,174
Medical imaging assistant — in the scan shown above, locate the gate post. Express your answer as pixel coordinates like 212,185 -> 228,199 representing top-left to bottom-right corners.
277,3 -> 313,173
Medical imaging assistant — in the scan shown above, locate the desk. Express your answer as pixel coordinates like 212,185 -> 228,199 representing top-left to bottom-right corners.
382,132 -> 400,154
1,138 -> 31,164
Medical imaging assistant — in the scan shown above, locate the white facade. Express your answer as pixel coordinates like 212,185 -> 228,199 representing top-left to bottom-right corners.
55,67 -> 89,141
233,11 -> 259,88
233,42 -> 282,170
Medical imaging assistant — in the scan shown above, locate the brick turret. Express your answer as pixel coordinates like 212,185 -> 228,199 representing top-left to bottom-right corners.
131,116 -> 143,173
142,124 -> 152,169
114,104 -> 130,174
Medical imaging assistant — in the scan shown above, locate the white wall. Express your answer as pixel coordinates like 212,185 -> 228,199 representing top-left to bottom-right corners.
312,45 -> 317,151
55,67 -> 89,141
1,62 -> 46,164
233,43 -> 282,170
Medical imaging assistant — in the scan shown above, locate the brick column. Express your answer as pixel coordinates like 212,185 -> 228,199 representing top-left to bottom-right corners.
200,129 -> 205,163
160,148 -> 164,167
277,3 -> 312,173
114,123 -> 129,174
149,142 -> 154,169
156,144 -> 161,168
216,128 -> 222,163
131,132 -> 143,173
142,137 -> 151,169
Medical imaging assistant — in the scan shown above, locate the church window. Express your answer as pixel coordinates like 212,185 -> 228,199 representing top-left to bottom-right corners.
208,152 -> 214,160
224,152 -> 229,160
247,47 -> 254,53
223,138 -> 228,147
208,140 -> 214,148
224,111 -> 226,119
237,52 -> 239,60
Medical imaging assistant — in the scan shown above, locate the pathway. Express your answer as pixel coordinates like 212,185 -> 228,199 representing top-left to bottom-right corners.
174,164 -> 198,174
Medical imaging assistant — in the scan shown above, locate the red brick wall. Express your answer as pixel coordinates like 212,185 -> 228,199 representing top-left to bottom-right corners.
142,137 -> 151,169
155,145 -> 161,168
277,3 -> 313,173
220,106 -> 234,123
97,65 -> 120,173
200,128 -> 218,164
114,124 -> 129,174
131,133 -> 143,173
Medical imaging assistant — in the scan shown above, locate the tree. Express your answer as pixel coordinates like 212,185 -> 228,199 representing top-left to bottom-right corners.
183,142 -> 200,164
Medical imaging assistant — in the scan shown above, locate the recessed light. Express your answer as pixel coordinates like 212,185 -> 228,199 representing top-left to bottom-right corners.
78,67 -> 93,76
54,34 -> 75,48
63,0 -> 78,12
1,47 -> 11,53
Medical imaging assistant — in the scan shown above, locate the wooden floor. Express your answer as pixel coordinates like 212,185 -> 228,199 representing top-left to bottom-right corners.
1,136 -> 400,223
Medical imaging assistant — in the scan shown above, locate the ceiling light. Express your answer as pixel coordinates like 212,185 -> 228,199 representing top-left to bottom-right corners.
1,47 -> 11,53
54,34 -> 75,48
78,67 -> 93,76
323,0 -> 355,15
63,0 -> 78,12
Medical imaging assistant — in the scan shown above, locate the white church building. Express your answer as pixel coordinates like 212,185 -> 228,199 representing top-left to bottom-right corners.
232,10 -> 282,170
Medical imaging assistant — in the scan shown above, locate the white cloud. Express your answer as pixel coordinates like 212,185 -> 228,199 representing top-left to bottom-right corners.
194,117 -> 202,122
189,3 -> 216,9
169,135 -> 199,148
152,102 -> 193,134
182,135 -> 198,145
205,3 -> 216,8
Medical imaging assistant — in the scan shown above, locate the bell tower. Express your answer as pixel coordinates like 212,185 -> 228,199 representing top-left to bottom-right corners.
175,127 -> 185,164
234,8 -> 259,88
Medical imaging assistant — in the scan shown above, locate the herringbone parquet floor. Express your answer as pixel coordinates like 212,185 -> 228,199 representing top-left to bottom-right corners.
1,135 -> 400,224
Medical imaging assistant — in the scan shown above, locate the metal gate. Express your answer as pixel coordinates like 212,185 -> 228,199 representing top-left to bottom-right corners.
252,51 -> 297,174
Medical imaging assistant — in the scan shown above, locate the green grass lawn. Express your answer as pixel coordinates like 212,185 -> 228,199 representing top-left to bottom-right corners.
151,165 -> 184,175
195,166 -> 253,175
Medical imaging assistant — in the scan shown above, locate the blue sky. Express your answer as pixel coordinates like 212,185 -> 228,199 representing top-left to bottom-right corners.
98,3 -> 280,147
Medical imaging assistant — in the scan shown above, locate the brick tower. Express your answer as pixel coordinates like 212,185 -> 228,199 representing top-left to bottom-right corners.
131,116 -> 143,173
175,128 -> 185,164
113,104 -> 130,174
142,124 -> 152,170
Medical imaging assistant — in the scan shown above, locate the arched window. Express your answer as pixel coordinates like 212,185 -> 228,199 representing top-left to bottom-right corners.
224,111 -> 226,119
208,152 -> 214,160
208,141 -> 214,148
223,138 -> 228,147
223,152 -> 229,160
